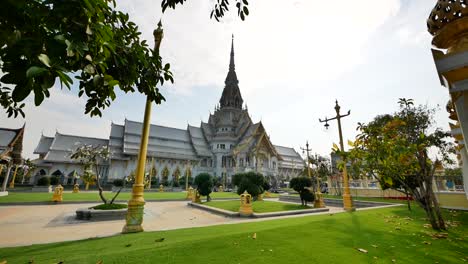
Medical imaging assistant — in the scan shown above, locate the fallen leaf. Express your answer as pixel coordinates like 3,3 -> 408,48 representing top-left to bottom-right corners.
125,244 -> 132,247
356,248 -> 368,253
155,238 -> 165,242
431,233 -> 448,239
252,233 -> 257,239
422,241 -> 432,245
0,261 -> 6,264
96,261 -> 103,264
371,245 -> 378,248
392,259 -> 396,262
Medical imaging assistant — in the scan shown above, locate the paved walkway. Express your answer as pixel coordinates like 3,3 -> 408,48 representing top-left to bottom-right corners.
0,201 -> 350,247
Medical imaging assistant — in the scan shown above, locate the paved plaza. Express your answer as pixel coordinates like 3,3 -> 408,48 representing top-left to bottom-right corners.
0,200 -> 346,247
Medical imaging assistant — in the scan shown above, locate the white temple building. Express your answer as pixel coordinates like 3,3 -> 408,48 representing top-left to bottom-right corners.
32,39 -> 305,185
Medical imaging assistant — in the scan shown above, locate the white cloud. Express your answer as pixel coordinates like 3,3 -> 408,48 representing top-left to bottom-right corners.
2,0 -> 451,160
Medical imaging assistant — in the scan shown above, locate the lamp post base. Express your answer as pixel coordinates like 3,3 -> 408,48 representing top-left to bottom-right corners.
342,193 -> 356,212
122,184 -> 145,234
314,192 -> 326,208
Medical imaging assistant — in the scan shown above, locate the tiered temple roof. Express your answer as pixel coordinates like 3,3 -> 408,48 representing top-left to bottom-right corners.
0,125 -> 25,164
34,132 -> 108,164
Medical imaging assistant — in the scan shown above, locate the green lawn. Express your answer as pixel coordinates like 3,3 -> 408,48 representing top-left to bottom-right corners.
0,191 -> 268,203
0,206 -> 466,263
204,200 -> 310,213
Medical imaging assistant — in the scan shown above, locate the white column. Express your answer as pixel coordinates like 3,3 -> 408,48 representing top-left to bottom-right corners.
1,164 -> 12,192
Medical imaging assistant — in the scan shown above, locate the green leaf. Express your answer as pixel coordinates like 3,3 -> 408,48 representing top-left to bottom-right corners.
56,71 -> 73,89
84,64 -> 95,74
12,83 -> 32,102
38,54 -> 51,67
107,80 -> 119,87
1,74 -> 17,84
34,89 -> 45,106
26,66 -> 48,78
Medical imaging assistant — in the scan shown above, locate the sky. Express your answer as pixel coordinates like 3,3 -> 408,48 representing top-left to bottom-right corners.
0,0 -> 450,160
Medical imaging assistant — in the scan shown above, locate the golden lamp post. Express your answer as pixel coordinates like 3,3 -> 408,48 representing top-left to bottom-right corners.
301,141 -> 325,208
122,21 -> 164,234
319,100 -> 355,212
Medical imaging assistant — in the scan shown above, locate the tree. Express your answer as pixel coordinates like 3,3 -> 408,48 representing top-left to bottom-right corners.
70,144 -> 121,204
20,159 -> 35,184
81,168 -> 95,190
161,0 -> 250,21
346,99 -> 454,230
289,177 -> 314,206
194,173 -> 213,202
1,0 -> 173,118
232,172 -> 266,199
444,167 -> 462,177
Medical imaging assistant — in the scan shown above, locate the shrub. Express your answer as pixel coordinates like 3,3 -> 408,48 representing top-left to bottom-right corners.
178,176 -> 193,188
113,179 -> 124,187
172,180 -> 180,187
151,177 -> 159,187
194,173 -> 213,202
289,177 -> 315,206
263,181 -> 271,192
37,176 -> 51,186
91,203 -> 128,210
50,176 -> 60,185
233,172 -> 266,199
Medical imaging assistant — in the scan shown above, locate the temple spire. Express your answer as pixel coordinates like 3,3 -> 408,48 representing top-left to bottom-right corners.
229,34 -> 235,71
220,35 -> 243,109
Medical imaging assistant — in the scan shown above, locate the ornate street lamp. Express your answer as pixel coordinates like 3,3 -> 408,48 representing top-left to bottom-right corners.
122,21 -> 164,233
319,100 -> 355,212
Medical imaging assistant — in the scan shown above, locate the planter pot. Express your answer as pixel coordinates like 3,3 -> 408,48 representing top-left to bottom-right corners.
76,207 -> 127,221
31,186 -> 53,193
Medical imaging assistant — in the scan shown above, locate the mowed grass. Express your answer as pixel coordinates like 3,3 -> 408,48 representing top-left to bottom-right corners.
0,206 -> 466,264
0,191 -> 268,203
204,200 -> 310,213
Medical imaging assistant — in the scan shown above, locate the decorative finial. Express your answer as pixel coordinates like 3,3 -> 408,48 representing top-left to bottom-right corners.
153,19 -> 164,51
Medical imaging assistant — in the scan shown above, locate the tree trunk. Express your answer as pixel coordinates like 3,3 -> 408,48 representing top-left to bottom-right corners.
94,164 -> 107,204
85,182 -> 89,190
207,194 -> 211,202
405,190 -> 411,211
109,186 -> 123,204
423,198 -> 439,230
428,184 -> 446,230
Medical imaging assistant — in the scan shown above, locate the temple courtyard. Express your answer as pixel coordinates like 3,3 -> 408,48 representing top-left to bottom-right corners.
0,198 -> 345,247
0,199 -> 466,264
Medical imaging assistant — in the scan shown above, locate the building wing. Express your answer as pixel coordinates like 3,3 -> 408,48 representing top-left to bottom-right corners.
188,125 -> 212,157
274,145 -> 304,169
39,132 -> 108,163
122,119 -> 198,160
